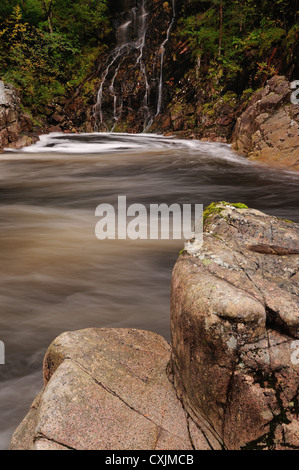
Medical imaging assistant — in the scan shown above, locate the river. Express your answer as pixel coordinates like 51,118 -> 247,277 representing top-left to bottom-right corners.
0,132 -> 298,449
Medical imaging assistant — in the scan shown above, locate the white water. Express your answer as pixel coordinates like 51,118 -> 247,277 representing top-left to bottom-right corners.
1,133 -> 299,450
156,0 -> 176,116
11,132 -> 250,161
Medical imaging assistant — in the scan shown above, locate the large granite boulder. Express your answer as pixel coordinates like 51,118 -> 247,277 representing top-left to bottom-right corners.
10,328 -> 207,450
169,203 -> 299,449
0,81 -> 38,151
232,76 -> 299,171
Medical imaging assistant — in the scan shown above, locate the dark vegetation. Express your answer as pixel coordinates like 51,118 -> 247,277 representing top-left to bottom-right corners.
0,0 -> 111,120
176,0 -> 299,93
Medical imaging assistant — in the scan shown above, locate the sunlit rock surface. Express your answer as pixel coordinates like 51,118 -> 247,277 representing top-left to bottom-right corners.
10,329 -> 204,450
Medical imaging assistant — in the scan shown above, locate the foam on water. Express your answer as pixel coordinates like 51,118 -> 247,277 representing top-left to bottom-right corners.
4,132 -> 252,165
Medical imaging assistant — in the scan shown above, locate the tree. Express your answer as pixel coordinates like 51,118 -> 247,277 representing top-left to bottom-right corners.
218,0 -> 223,57
41,0 -> 53,33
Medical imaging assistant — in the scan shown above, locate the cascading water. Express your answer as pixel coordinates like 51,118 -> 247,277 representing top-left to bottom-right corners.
156,0 -> 176,117
94,0 -> 176,132
94,0 -> 150,131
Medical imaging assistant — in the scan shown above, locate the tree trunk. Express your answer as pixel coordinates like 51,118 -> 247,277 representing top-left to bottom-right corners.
219,0 -> 223,58
42,0 -> 53,34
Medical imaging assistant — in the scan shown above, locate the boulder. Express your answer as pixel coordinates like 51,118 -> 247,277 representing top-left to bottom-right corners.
10,328 -> 207,450
169,202 -> 299,449
232,76 -> 299,171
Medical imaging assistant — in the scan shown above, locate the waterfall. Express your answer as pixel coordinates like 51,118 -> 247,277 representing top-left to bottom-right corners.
156,0 -> 176,116
94,0 -> 176,132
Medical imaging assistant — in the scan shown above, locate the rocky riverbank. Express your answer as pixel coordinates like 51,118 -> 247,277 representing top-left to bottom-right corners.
1,73 -> 298,173
10,204 -> 299,450
0,81 -> 38,151
151,75 -> 299,172
232,76 -> 299,171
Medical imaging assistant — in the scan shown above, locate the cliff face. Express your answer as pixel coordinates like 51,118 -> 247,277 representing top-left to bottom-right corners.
232,76 -> 299,171
10,205 -> 299,450
0,81 -> 38,152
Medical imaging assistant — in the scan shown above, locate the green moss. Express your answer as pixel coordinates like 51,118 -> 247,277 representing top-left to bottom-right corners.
229,202 -> 249,209
221,91 -> 237,104
203,202 -> 225,222
211,233 -> 224,240
203,201 -> 248,223
202,102 -> 215,117
277,217 -> 294,224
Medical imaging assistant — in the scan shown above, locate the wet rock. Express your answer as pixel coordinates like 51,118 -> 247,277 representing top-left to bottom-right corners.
47,125 -> 62,133
52,113 -> 65,124
169,203 -> 299,450
10,328 -> 202,450
232,76 -> 299,171
0,81 -> 38,151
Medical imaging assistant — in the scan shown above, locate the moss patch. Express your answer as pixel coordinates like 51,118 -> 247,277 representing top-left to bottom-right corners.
203,201 -> 248,223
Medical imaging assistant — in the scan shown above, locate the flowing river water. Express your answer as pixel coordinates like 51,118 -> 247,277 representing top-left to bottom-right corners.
0,132 -> 299,449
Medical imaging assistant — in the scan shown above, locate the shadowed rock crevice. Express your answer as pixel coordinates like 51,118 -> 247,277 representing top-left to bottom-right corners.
33,434 -> 75,451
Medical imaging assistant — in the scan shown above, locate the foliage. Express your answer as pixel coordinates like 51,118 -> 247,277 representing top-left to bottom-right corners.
0,1 -> 111,115
178,0 -> 299,90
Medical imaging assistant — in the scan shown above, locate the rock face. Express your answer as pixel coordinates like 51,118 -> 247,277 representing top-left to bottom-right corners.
10,328 -> 205,450
151,89 -> 242,143
170,203 -> 299,449
0,81 -> 38,151
232,76 -> 299,171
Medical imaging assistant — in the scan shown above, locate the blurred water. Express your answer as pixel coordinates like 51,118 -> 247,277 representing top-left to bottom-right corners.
0,132 -> 298,449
